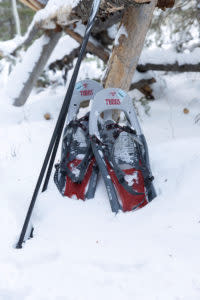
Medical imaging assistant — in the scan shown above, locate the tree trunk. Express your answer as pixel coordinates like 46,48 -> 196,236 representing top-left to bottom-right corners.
12,31 -> 61,106
103,0 -> 157,90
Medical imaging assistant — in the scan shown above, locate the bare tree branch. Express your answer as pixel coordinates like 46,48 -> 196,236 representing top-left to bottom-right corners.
130,77 -> 156,99
137,62 -> 200,73
64,27 -> 109,63
49,46 -> 81,81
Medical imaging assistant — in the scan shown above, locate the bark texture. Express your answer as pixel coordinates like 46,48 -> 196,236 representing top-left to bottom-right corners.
157,0 -> 175,9
103,0 -> 157,90
20,0 -> 43,11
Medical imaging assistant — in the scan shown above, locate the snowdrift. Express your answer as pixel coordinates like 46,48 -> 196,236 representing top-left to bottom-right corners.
0,70 -> 200,299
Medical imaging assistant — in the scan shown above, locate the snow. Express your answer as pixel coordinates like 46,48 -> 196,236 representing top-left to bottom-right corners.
139,47 -> 200,65
33,0 -> 80,28
47,35 -> 79,65
0,71 -> 200,299
0,36 -> 22,56
132,70 -> 155,83
107,24 -> 119,40
125,172 -> 138,186
1,49 -> 200,299
3,29 -> 103,103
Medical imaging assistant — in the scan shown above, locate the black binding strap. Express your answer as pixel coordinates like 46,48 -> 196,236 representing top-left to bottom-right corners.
59,114 -> 93,182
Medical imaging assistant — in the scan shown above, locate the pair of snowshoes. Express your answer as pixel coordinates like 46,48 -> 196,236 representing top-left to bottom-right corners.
54,79 -> 156,213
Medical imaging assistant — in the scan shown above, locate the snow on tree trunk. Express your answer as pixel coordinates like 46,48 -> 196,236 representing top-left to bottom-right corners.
103,0 -> 157,91
11,0 -> 21,36
7,30 -> 61,107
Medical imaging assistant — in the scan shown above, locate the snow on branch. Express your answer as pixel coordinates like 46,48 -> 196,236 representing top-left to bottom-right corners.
137,62 -> 200,73
6,31 -> 61,106
138,47 -> 200,72
32,0 -> 80,29
19,0 -> 175,32
140,48 -> 200,66
6,34 -> 51,102
0,23 -> 41,58
46,37 -> 200,74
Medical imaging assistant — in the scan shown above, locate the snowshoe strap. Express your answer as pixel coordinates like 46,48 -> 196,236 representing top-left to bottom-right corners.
105,124 -> 145,196
93,122 -> 144,196
59,114 -> 92,182
105,122 -> 155,193
91,134 -> 145,211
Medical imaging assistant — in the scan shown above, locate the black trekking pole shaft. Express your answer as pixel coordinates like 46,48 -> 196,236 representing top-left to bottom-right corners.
27,133 -> 61,239
42,132 -> 61,192
16,0 -> 101,249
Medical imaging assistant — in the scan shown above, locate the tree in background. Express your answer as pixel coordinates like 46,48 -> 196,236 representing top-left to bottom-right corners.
11,0 -> 21,36
0,0 -> 33,40
148,0 -> 200,51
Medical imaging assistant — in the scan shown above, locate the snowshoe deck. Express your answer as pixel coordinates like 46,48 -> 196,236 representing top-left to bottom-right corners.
54,79 -> 102,200
89,88 -> 156,213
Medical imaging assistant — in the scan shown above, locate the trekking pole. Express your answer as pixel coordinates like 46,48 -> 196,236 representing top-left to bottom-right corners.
16,0 -> 101,249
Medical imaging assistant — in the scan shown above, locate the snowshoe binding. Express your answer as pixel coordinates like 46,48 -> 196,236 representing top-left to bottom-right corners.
54,79 -> 103,200
89,88 -> 156,213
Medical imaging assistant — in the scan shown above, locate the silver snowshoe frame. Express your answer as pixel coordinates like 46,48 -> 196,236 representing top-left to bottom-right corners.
89,88 -> 156,213
54,79 -> 103,199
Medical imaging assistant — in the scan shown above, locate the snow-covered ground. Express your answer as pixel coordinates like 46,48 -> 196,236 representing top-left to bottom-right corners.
0,65 -> 200,299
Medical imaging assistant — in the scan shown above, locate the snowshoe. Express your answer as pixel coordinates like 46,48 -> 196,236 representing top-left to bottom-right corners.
89,88 -> 156,213
54,79 -> 103,200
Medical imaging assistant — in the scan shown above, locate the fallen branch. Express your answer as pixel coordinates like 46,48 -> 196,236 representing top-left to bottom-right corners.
157,0 -> 175,9
46,31 -> 200,75
130,77 -> 156,99
49,46 -> 81,81
46,33 -> 200,75
137,62 -> 200,73
65,27 -> 109,63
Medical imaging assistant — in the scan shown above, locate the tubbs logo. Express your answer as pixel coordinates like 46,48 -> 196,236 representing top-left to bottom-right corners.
80,89 -> 93,96
110,91 -> 116,97
80,83 -> 93,96
105,91 -> 120,105
105,99 -> 121,105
